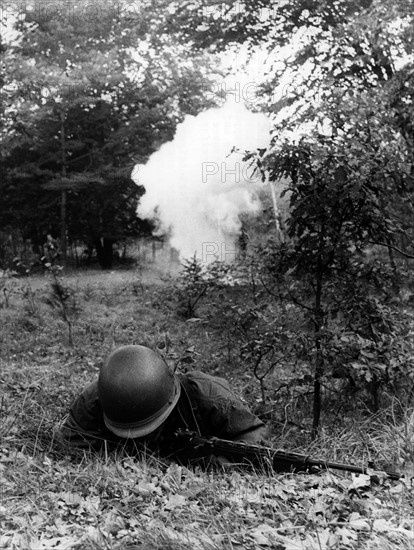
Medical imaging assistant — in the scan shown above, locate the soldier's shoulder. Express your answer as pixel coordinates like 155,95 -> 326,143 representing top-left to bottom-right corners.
80,380 -> 99,398
179,371 -> 232,398
71,380 -> 100,409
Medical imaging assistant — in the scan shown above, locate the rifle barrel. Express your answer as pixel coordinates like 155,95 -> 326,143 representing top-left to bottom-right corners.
307,457 -> 401,480
174,430 -> 401,480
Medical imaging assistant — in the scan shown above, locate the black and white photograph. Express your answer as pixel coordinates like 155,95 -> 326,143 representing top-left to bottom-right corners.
1,1 -> 414,548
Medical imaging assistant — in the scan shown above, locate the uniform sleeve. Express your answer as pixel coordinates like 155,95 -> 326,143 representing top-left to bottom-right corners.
185,372 -> 267,443
58,382 -> 110,450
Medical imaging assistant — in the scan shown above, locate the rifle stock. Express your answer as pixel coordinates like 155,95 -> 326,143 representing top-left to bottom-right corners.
174,430 -> 400,480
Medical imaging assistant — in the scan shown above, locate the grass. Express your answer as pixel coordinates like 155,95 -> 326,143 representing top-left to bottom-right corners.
1,266 -> 414,549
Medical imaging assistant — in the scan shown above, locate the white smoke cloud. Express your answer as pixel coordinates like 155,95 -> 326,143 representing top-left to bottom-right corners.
131,99 -> 271,263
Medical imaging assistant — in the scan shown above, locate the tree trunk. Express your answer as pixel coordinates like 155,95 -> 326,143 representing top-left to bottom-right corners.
312,330 -> 324,440
60,188 -> 67,264
95,237 -> 114,269
60,110 -> 67,265
312,222 -> 326,440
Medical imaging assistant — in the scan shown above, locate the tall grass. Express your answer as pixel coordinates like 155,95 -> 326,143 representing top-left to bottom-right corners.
1,271 -> 413,549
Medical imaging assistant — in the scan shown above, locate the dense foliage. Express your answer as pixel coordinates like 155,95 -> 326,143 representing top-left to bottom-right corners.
1,1 -> 217,267
259,0 -> 414,434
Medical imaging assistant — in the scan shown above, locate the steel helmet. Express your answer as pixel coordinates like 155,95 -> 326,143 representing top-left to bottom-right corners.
98,345 -> 181,439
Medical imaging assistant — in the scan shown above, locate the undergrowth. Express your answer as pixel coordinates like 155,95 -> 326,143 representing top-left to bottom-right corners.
1,269 -> 413,549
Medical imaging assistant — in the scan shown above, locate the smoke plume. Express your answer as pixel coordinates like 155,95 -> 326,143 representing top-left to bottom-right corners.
132,99 -> 271,263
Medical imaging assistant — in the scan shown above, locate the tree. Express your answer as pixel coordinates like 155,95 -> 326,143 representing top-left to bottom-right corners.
1,1 -> 217,268
262,105 -> 411,430
260,4 -> 413,434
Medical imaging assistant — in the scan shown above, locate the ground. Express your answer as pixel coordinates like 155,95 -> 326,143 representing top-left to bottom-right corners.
1,263 -> 413,549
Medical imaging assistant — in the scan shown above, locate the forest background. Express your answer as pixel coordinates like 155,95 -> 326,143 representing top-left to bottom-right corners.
1,1 -> 414,548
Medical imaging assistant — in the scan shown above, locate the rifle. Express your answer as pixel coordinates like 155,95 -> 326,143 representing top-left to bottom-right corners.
174,430 -> 401,480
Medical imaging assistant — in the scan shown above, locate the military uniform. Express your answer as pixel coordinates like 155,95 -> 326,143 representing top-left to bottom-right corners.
59,371 -> 266,457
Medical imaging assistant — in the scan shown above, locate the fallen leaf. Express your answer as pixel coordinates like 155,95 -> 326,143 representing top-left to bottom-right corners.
58,492 -> 83,506
336,527 -> 358,544
164,494 -> 187,510
136,480 -> 162,497
349,518 -> 370,530
248,524 -> 283,547
348,474 -> 371,490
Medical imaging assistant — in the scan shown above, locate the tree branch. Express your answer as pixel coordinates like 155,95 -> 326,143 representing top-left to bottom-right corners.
368,241 -> 414,259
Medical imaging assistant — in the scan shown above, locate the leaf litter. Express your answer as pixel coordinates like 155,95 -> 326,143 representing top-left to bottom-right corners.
1,279 -> 414,549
